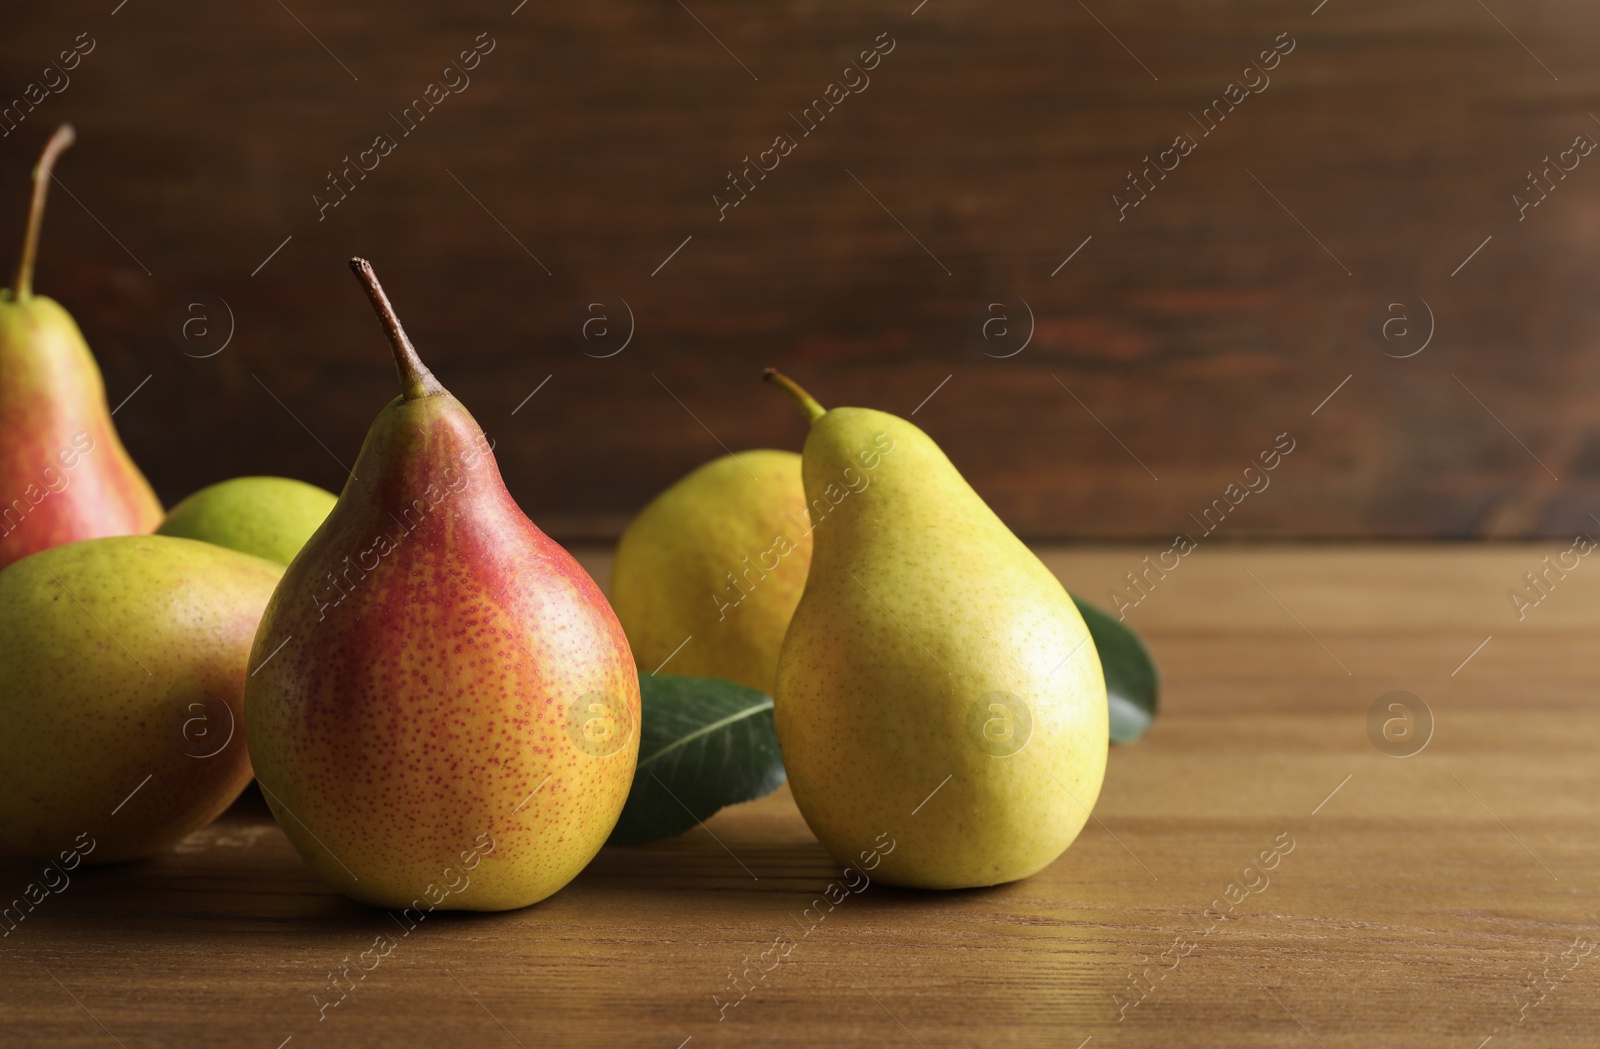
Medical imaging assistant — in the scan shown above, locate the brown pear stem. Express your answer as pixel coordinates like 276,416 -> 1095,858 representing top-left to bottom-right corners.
763,368 -> 826,422
350,257 -> 443,400
14,124 -> 75,301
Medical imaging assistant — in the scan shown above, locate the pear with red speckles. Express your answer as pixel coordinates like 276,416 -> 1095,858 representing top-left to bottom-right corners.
244,259 -> 640,911
0,125 -> 162,570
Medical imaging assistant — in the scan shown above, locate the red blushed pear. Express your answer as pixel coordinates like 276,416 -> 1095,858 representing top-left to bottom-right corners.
0,125 -> 162,570
244,259 -> 640,911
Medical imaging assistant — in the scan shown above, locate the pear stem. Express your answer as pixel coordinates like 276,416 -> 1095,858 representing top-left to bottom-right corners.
350,258 -> 443,401
763,368 -> 826,422
13,124 -> 75,302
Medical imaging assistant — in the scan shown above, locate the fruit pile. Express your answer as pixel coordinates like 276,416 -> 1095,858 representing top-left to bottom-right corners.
0,126 -> 1154,911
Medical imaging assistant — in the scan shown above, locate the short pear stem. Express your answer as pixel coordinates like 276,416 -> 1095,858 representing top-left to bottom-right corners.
763,368 -> 826,422
14,124 -> 75,301
350,258 -> 443,401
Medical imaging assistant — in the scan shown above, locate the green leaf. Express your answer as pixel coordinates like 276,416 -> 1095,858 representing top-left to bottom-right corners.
1071,593 -> 1160,744
606,674 -> 786,847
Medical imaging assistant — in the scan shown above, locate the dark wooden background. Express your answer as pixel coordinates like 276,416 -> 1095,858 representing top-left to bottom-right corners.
3,0 -> 1597,540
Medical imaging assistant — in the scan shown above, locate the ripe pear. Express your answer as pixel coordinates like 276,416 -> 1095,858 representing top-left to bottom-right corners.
764,370 -> 1107,890
158,476 -> 336,565
245,259 -> 639,912
0,126 -> 162,571
0,535 -> 282,863
611,450 -> 811,693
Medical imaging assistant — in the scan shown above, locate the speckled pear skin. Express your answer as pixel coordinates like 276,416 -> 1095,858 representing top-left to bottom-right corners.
773,394 -> 1108,890
245,261 -> 639,912
611,450 -> 811,693
0,126 -> 162,570
158,476 -> 336,566
0,535 -> 282,862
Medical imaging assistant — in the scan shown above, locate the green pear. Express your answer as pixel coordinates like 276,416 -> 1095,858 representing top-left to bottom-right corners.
0,125 -> 162,571
157,476 -> 336,565
0,535 -> 283,863
764,370 -> 1107,889
611,450 -> 812,693
245,260 -> 639,912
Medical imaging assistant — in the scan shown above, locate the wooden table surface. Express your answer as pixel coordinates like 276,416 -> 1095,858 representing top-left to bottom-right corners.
3,544 -> 1597,1048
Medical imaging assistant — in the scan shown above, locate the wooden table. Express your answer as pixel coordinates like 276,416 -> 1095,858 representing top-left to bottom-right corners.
3,545 -> 1596,1047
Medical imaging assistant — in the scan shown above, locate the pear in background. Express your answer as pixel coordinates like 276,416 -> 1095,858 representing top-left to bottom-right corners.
611,450 -> 811,693
764,370 -> 1108,889
158,476 -> 336,565
0,126 -> 161,571
246,260 -> 639,912
0,535 -> 282,862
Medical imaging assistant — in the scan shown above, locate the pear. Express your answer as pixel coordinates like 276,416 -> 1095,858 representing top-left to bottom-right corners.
611,450 -> 812,693
245,259 -> 640,912
158,476 -> 336,565
0,535 -> 282,863
0,126 -> 162,571
764,370 -> 1108,889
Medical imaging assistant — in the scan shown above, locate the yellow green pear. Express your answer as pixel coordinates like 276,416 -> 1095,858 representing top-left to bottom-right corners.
611,450 -> 811,693
157,476 -> 336,565
0,535 -> 283,863
764,370 -> 1107,890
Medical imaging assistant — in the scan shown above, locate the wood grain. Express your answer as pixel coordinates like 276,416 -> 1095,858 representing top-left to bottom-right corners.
2,544 -> 1596,1047
1,2 -> 1598,539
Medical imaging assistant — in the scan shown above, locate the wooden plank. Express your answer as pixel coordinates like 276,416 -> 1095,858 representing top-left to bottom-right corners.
1,3 -> 1597,538
2,544 -> 1595,1046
